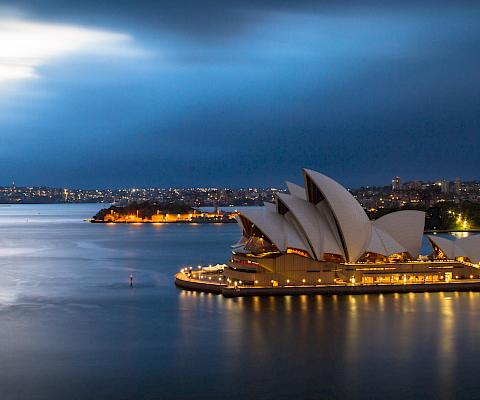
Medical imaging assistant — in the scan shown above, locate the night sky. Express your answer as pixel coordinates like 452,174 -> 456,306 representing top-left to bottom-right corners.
0,1 -> 479,188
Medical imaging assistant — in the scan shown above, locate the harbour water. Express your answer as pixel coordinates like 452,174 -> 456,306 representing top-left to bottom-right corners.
0,204 -> 479,400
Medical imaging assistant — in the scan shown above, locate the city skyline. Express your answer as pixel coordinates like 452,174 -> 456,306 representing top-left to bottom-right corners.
0,174 -> 475,191
1,175 -> 479,209
0,1 -> 479,188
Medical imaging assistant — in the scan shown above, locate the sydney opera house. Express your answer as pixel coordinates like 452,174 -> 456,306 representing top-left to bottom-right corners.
223,169 -> 480,287
176,169 -> 480,295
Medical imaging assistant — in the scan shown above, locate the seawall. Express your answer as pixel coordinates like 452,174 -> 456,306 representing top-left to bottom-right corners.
175,273 -> 480,298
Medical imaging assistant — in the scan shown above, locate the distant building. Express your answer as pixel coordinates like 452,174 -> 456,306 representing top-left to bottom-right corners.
454,177 -> 462,195
441,180 -> 450,194
403,181 -> 422,191
392,176 -> 401,192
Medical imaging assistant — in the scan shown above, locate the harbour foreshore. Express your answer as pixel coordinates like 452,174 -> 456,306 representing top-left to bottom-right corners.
90,219 -> 236,224
175,272 -> 480,298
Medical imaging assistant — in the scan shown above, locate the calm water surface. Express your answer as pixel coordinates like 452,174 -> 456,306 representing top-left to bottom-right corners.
0,204 -> 478,400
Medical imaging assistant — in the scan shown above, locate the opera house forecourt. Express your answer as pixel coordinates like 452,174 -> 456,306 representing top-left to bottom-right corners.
175,169 -> 480,297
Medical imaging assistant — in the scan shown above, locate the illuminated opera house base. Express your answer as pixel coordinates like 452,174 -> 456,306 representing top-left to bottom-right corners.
175,169 -> 480,297
174,260 -> 480,298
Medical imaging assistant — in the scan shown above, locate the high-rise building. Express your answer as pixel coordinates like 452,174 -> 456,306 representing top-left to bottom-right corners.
441,180 -> 450,194
454,177 -> 462,194
392,176 -> 401,192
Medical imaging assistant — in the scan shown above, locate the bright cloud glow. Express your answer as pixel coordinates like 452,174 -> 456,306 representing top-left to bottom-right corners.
0,18 -> 143,83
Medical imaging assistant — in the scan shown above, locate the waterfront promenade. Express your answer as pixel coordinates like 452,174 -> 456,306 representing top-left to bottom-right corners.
175,271 -> 480,298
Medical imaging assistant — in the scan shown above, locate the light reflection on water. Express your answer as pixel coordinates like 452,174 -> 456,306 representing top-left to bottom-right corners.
451,231 -> 470,239
0,205 -> 479,400
176,291 -> 480,400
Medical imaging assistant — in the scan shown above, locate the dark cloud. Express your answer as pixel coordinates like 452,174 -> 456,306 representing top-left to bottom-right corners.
0,0 -> 479,187
5,0 -> 475,40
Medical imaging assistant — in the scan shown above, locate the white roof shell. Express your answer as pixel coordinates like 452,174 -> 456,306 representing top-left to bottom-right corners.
365,226 -> 407,257
456,235 -> 480,263
428,234 -> 480,263
238,208 -> 286,251
315,200 -> 346,258
373,210 -> 426,259
277,193 -> 343,260
286,181 -> 307,200
304,169 -> 371,262
427,235 -> 457,259
263,202 -> 277,212
238,207 -> 310,256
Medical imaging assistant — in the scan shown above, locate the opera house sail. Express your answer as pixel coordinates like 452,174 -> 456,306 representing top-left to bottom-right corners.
176,169 -> 480,296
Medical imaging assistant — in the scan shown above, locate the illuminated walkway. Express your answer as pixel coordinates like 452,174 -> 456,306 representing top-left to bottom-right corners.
175,271 -> 480,298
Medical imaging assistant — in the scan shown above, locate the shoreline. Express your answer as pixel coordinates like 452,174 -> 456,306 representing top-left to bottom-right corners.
175,272 -> 480,298
90,219 -> 237,224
